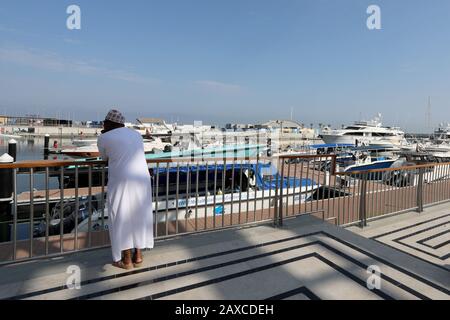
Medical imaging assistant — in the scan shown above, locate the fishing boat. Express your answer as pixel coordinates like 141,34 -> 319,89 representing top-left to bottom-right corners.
338,146 -> 398,173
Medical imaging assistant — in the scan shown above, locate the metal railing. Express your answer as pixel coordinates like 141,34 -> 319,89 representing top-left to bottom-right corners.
1,154 -> 450,265
275,157 -> 450,228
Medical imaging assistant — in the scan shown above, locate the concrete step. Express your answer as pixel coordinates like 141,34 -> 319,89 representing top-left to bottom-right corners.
0,210 -> 448,300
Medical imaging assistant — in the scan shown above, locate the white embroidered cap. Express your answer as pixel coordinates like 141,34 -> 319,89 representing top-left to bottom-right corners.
105,109 -> 125,125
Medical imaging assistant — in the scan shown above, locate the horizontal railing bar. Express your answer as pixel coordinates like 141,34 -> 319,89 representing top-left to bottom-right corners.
0,156 -> 275,169
0,160 -> 106,169
3,155 -> 448,175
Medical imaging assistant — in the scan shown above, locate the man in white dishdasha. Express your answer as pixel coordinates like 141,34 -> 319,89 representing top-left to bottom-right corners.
97,109 -> 154,269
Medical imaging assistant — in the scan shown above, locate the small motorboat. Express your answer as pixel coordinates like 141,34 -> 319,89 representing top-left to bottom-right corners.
0,133 -> 22,139
72,139 -> 98,147
61,137 -> 172,158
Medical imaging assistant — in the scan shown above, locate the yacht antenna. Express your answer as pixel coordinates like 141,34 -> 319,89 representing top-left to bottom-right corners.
427,96 -> 432,130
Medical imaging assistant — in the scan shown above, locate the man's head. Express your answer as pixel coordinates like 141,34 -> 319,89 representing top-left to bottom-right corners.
102,109 -> 125,133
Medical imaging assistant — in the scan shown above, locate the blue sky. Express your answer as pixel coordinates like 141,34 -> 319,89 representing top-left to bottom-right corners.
0,0 -> 449,132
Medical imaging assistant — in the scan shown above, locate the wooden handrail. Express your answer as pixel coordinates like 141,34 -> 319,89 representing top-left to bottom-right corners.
1,154 -> 449,175
0,156 -> 273,169
0,159 -> 106,169
0,154 -> 331,169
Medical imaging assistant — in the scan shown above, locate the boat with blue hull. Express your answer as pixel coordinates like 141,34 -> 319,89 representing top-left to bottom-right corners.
53,144 -> 268,189
343,158 -> 396,172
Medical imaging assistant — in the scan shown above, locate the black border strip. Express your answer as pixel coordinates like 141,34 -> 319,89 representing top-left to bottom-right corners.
265,286 -> 320,300
318,240 -> 430,300
394,239 -> 447,260
367,215 -> 450,265
390,221 -> 449,260
3,232 -> 321,300
4,230 -> 449,300
433,240 -> 450,250
73,241 -> 321,300
136,253 -> 393,300
72,239 -> 428,300
322,232 -> 450,295
417,230 -> 450,250
394,222 -> 449,242
417,229 -> 450,245
370,214 -> 450,240
372,238 -> 450,272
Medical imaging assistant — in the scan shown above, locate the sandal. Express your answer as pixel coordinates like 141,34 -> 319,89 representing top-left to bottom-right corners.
133,251 -> 144,268
112,260 -> 133,270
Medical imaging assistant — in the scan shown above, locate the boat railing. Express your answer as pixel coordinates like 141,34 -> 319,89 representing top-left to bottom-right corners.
1,154 -> 450,265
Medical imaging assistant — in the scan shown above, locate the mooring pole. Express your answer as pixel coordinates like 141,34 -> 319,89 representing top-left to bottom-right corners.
44,134 -> 50,156
8,139 -> 17,162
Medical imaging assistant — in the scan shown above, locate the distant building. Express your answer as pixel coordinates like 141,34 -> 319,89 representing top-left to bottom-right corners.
0,115 -> 73,127
136,118 -> 166,126
225,123 -> 255,131
258,119 -> 316,139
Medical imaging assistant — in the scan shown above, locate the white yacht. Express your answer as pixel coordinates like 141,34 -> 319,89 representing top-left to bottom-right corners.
432,123 -> 450,143
320,114 -> 406,147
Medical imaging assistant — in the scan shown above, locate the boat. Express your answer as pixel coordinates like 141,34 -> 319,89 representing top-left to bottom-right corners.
282,144 -> 397,172
432,123 -> 450,143
60,136 -> 171,158
337,146 -> 398,173
380,151 -> 450,187
75,162 -> 320,233
0,133 -> 22,139
72,139 -> 98,147
54,143 -> 268,189
320,114 -> 406,147
33,197 -> 96,237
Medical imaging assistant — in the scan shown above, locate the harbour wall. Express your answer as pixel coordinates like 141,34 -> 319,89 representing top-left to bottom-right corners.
0,125 -> 99,138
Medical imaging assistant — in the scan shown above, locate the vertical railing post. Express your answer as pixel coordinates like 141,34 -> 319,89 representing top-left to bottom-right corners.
273,158 -> 280,226
87,165 -> 92,248
59,166 -> 64,253
29,168 -> 34,258
12,168 -> 17,261
359,172 -> 368,228
278,158 -> 285,227
75,166 -> 79,251
416,167 -> 424,213
330,155 -> 336,175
